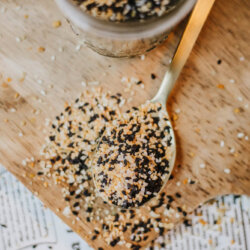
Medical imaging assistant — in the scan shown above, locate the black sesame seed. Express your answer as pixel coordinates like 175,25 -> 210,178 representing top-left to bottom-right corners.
169,174 -> 174,180
75,194 -> 81,199
83,189 -> 91,196
175,192 -> 181,198
114,213 -> 119,222
159,227 -> 164,236
151,73 -> 156,79
102,223 -> 109,230
184,219 -> 192,227
49,136 -> 55,141
110,237 -> 120,247
91,235 -> 97,240
73,202 -> 80,207
131,244 -> 141,250
177,206 -> 182,212
86,207 -> 93,213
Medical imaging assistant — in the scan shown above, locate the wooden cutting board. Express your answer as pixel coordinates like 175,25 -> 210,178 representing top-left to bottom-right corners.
0,0 -> 249,249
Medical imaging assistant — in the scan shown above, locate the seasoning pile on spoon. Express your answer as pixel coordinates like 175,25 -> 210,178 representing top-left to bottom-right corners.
93,102 -> 174,208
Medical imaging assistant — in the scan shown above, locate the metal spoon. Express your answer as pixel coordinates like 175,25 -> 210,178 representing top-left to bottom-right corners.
93,0 -> 215,208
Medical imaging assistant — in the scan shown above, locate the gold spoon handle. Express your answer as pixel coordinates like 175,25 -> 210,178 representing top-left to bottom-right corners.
151,0 -> 216,106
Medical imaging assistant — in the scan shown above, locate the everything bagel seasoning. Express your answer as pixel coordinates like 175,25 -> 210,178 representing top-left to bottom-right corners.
93,102 -> 174,208
36,88 -> 185,249
74,0 -> 180,22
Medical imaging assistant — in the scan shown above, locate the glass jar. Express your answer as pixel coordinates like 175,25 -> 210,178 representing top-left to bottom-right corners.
55,0 -> 196,57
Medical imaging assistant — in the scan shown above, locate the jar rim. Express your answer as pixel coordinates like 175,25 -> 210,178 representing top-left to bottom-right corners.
55,0 -> 196,40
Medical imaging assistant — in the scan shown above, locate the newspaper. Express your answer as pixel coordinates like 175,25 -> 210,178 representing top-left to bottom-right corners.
0,165 -> 249,250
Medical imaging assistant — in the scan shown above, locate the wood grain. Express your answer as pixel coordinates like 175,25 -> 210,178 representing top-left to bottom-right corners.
0,0 -> 249,249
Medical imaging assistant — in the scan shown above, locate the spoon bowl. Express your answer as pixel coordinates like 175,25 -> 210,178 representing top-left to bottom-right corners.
92,101 -> 176,208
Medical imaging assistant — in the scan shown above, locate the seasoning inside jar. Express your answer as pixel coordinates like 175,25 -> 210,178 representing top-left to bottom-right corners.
73,0 -> 180,22
92,102 -> 174,208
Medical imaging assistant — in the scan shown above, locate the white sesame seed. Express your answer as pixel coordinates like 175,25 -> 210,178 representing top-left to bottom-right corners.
1,7 -> 6,13
131,77 -> 139,83
237,96 -> 243,102
37,79 -> 43,84
58,47 -> 64,52
244,103 -> 249,109
40,90 -> 46,96
127,97 -> 133,103
81,81 -> 87,87
140,54 -> 145,60
121,76 -> 128,83
211,69 -> 216,76
18,132 -> 23,137
9,108 -> 17,113
63,206 -> 71,216
75,44 -> 81,51
51,55 -> 56,61
229,147 -> 235,154
35,109 -> 40,115
224,168 -> 231,174
175,213 -> 180,218
45,118 -> 50,126
88,81 -> 99,86
200,163 -> 206,169
119,99 -> 125,107
176,181 -> 181,186
16,37 -> 21,43
175,108 -> 181,114
229,79 -> 235,84
237,132 -> 244,139
239,56 -> 245,61
140,84 -> 145,89
220,140 -> 225,147
245,136 -> 248,141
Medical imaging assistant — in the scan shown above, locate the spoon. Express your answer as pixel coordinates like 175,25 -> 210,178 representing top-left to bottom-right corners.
92,0 -> 216,208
